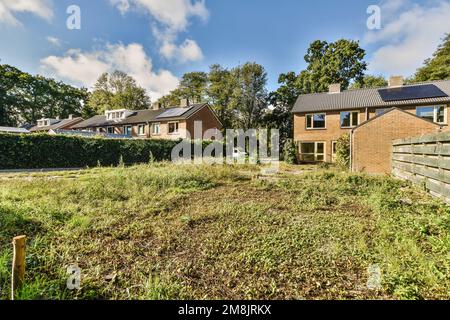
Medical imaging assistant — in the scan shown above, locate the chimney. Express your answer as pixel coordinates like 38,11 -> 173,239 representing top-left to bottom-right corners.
389,76 -> 404,88
328,83 -> 341,94
180,98 -> 190,108
152,102 -> 161,110
56,116 -> 60,120
68,114 -> 73,120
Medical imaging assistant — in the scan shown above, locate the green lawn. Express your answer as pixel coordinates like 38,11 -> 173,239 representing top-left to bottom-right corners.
0,163 -> 449,300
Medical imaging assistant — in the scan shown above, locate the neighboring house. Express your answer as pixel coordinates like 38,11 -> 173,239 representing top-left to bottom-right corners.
29,115 -> 84,133
0,126 -> 30,134
71,102 -> 222,140
292,77 -> 450,168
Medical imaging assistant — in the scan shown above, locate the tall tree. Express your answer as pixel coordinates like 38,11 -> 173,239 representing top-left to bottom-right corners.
0,64 -> 88,126
87,71 -> 150,114
303,39 -> 367,92
230,62 -> 268,130
179,72 -> 208,103
413,34 -> 450,82
207,64 -> 235,128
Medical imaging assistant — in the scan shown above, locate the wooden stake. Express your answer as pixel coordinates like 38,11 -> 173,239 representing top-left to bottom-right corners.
11,235 -> 26,300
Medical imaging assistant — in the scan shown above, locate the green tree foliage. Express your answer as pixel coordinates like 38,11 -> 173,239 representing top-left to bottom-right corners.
87,71 -> 151,114
301,39 -> 367,92
413,34 -> 450,82
0,64 -> 89,126
350,75 -> 388,89
336,133 -> 350,169
207,64 -> 236,129
229,62 -> 268,130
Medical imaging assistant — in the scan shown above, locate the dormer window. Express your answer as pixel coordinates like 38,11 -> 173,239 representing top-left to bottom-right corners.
105,110 -> 132,121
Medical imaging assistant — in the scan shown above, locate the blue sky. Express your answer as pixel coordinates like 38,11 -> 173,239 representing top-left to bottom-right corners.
0,0 -> 449,99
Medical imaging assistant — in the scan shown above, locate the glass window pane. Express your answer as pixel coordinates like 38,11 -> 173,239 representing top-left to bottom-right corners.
313,114 -> 326,128
301,143 -> 315,154
300,154 -> 315,162
417,107 -> 435,121
316,155 -> 324,162
341,112 -> 351,127
316,143 -> 324,154
332,142 -> 337,154
437,106 -> 445,123
352,112 -> 359,126
306,115 -> 312,128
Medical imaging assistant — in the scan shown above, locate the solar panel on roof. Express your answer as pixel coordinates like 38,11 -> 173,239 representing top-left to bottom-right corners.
378,84 -> 448,102
156,107 -> 192,119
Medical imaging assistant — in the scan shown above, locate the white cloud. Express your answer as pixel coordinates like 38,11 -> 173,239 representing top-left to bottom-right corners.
0,0 -> 53,26
110,0 -> 208,63
160,38 -> 203,63
46,36 -> 61,47
40,43 -> 179,100
364,0 -> 450,76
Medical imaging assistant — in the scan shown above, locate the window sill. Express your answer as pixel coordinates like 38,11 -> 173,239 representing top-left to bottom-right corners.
306,128 -> 327,131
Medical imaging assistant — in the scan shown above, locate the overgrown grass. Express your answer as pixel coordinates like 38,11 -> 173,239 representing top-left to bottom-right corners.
0,163 -> 448,300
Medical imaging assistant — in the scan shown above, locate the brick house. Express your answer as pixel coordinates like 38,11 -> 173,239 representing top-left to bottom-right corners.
29,115 -> 84,133
72,102 -> 222,140
292,78 -> 450,171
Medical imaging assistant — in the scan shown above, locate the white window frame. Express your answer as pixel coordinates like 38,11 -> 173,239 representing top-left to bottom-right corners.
332,141 -> 338,163
306,113 -> 326,130
107,126 -> 115,134
123,125 -> 132,136
299,142 -> 326,162
340,111 -> 359,128
168,121 -> 179,135
137,124 -> 146,136
151,122 -> 161,135
416,105 -> 446,124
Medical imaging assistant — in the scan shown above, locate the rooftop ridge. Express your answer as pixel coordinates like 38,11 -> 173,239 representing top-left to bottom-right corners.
296,78 -> 450,98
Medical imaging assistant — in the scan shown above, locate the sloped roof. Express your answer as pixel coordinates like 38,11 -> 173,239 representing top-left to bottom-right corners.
72,103 -> 209,128
292,80 -> 450,113
0,126 -> 30,134
29,117 -> 84,132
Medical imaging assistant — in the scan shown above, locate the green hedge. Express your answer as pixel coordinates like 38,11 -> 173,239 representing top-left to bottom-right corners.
0,133 -> 187,169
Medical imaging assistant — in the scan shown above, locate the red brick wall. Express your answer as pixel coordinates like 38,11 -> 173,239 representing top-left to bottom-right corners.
352,109 -> 441,174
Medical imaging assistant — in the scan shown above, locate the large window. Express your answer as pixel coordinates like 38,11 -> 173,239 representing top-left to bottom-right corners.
416,106 -> 445,124
137,125 -> 146,136
107,127 -> 115,134
299,142 -> 325,162
151,123 -> 161,135
123,125 -> 132,136
340,111 -> 359,128
168,122 -> 179,134
306,113 -> 326,129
